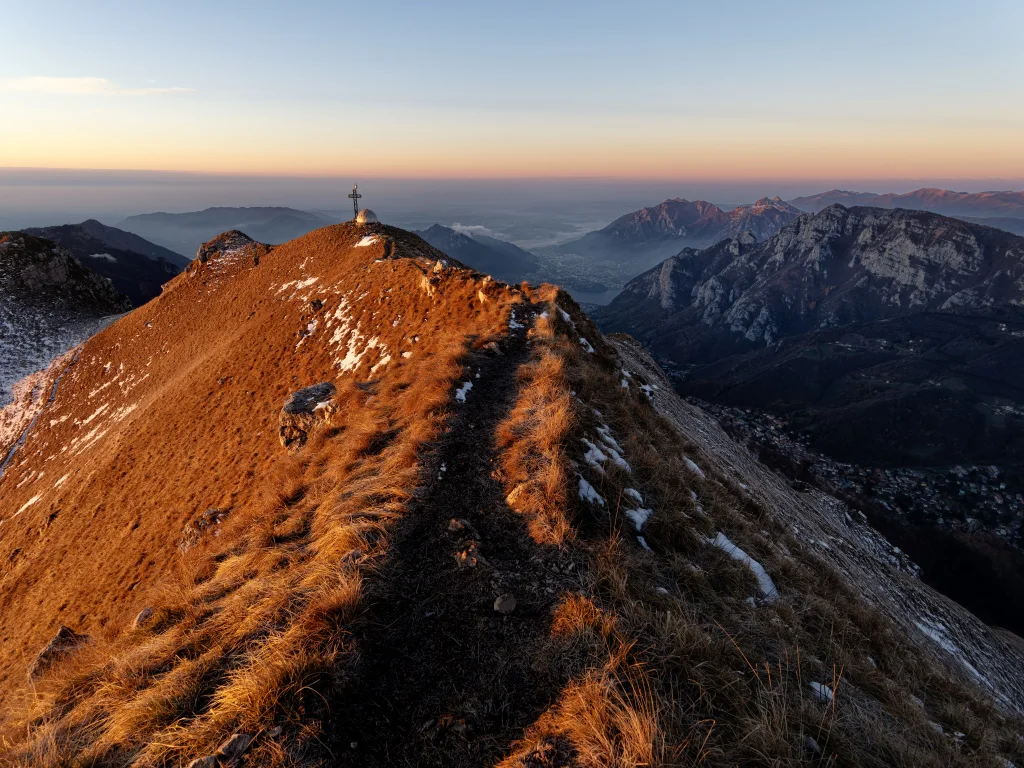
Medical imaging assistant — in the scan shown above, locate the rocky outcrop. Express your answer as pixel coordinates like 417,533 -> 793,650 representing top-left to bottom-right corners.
0,232 -> 129,407
23,221 -> 183,306
279,382 -> 337,448
194,230 -> 257,264
27,626 -> 89,681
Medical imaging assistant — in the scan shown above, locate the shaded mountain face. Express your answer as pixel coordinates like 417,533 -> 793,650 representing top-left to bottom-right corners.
598,205 -> 1024,355
23,221 -> 182,306
791,188 -> 1024,235
594,206 -> 1024,626
117,206 -> 337,258
413,223 -> 539,281
0,231 -> 129,408
555,196 -> 802,269
2,220 -> 1023,766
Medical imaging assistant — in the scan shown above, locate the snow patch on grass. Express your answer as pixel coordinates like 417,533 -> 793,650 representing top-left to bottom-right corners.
455,381 -> 473,403
707,531 -> 779,601
624,507 -> 653,531
684,457 -> 705,478
578,476 -> 605,506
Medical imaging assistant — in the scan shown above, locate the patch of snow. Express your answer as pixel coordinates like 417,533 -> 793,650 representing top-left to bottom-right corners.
624,487 -> 644,504
582,439 -> 609,473
809,682 -> 834,702
624,507 -> 653,531
637,536 -> 652,551
578,476 -> 606,506
640,383 -> 659,397
557,307 -> 575,327
355,235 -> 379,247
455,381 -> 473,402
684,457 -> 705,478
580,337 -> 595,353
401,351 -> 412,359
707,532 -> 779,601
15,493 -> 42,517
915,619 -> 987,683
87,253 -> 116,262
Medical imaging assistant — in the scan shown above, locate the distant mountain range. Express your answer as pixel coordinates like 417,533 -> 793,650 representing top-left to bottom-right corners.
554,196 -> 802,269
413,224 -> 539,282
117,206 -> 338,258
24,220 -> 183,306
790,188 -> 1024,235
595,204 -> 1024,468
0,231 -> 129,407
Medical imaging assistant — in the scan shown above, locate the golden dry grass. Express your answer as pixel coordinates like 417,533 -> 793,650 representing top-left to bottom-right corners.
3,240 -> 1023,768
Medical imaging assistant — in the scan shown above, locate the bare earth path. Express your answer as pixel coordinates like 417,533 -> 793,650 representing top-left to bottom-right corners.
328,312 -> 581,767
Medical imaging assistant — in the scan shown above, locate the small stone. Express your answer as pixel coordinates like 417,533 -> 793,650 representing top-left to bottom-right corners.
804,736 -> 822,755
132,607 -> 154,629
186,757 -> 218,768
216,732 -> 252,762
279,382 -> 337,448
494,594 -> 517,614
27,626 -> 89,681
267,725 -> 283,738
350,741 -> 359,749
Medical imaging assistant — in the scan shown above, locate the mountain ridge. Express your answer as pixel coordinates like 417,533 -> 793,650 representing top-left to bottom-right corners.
413,223 -> 539,282
2,219 -> 1023,767
23,221 -> 183,305
790,188 -> 1024,231
117,206 -> 338,258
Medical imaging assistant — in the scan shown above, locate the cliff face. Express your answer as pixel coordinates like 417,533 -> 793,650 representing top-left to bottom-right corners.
23,222 -> 183,306
598,205 -> 1024,353
0,232 -> 129,407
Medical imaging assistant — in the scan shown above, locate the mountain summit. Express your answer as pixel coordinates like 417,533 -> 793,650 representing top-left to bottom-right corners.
1,220 -> 1022,767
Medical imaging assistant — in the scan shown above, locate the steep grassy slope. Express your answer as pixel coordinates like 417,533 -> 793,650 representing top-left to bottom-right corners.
1,223 -> 1022,767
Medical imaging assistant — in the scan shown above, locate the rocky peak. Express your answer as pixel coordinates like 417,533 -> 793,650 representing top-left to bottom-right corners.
598,205 -> 1024,355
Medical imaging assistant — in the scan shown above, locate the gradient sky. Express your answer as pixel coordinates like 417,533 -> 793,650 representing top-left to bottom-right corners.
1,0 -> 1022,179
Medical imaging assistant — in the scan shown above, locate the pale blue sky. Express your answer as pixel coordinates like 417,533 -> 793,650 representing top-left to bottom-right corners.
1,0 -> 1022,177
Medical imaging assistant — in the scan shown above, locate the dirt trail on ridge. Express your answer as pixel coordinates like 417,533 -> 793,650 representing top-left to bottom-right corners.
328,309 -> 581,767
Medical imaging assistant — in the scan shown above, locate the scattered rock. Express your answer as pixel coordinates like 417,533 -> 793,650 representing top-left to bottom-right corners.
132,607 -> 154,630
179,507 -> 230,551
279,382 -> 337,448
494,594 -> 517,614
455,540 -> 484,569
804,736 -> 822,755
28,626 -> 89,681
216,732 -> 253,764
267,725 -> 283,738
186,756 -> 218,768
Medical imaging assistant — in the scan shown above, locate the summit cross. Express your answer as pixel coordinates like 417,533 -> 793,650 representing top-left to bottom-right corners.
347,183 -> 363,220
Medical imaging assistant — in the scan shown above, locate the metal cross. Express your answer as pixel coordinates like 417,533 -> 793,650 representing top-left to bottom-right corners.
347,183 -> 363,220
